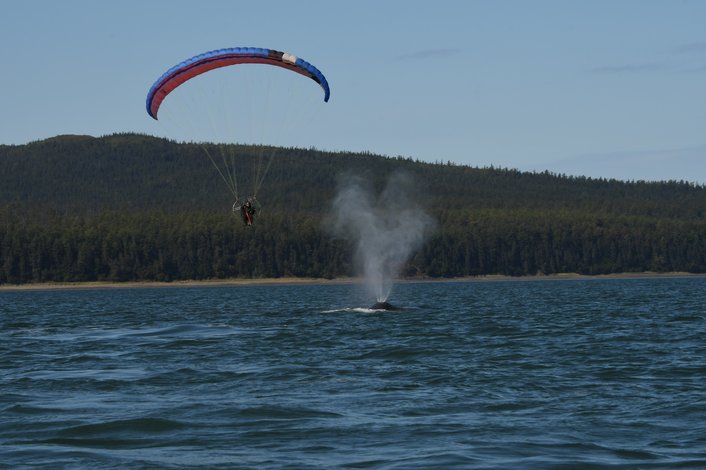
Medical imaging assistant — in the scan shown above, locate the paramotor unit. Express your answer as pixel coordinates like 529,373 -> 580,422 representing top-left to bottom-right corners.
232,196 -> 261,227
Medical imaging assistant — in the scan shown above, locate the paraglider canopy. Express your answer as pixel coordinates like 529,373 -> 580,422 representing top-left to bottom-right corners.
146,47 -> 330,120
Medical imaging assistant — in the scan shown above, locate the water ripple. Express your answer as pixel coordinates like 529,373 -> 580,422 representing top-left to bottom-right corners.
1,279 -> 706,468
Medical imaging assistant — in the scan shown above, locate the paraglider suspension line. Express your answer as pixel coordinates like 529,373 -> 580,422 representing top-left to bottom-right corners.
202,144 -> 239,200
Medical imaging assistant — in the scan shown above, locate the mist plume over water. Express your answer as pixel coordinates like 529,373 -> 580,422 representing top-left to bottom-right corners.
330,172 -> 435,302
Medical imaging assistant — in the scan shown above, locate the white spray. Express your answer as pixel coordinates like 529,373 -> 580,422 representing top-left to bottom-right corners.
330,172 -> 435,302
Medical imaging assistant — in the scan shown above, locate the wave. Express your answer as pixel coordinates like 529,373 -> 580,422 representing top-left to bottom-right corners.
321,307 -> 384,314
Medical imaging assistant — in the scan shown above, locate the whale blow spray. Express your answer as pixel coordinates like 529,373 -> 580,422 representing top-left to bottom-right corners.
330,172 -> 434,302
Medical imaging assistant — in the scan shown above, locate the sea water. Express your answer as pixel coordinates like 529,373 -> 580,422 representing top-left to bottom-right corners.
1,278 -> 705,468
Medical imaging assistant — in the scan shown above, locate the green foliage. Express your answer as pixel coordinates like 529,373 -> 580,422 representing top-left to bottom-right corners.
1,133 -> 705,283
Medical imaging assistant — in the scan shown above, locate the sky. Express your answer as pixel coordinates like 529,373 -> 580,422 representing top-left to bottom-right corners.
1,0 -> 705,183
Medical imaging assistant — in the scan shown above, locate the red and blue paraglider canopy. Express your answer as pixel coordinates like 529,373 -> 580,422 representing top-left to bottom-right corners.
146,46 -> 330,120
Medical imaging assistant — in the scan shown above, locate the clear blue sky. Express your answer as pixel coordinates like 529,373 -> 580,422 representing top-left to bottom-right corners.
2,0 -> 705,182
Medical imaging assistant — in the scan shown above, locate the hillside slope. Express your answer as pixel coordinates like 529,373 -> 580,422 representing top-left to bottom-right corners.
2,133 -> 704,218
1,133 -> 705,283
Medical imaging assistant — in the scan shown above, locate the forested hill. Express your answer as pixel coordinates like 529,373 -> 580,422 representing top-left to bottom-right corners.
1,133 -> 706,283
1,133 -> 704,218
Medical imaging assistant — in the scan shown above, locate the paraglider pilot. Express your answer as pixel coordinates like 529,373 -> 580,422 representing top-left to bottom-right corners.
241,197 -> 257,226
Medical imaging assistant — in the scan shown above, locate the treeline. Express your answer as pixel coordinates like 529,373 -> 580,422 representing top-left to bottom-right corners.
423,209 -> 706,277
1,208 -> 705,284
1,133 -> 706,284
0,211 -> 348,283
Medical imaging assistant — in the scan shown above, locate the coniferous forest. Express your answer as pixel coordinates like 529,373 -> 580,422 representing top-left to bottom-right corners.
1,133 -> 705,284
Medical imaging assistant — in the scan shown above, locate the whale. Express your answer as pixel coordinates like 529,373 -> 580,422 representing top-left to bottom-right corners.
369,301 -> 400,311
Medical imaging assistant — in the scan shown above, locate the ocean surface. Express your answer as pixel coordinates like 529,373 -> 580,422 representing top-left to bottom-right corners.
1,277 -> 705,469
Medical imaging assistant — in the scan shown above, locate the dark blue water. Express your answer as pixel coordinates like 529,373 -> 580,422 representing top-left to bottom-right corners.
2,278 -> 706,469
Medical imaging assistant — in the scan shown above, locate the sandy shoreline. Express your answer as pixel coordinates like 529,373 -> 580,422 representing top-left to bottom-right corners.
0,277 -> 358,292
1,272 -> 704,292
